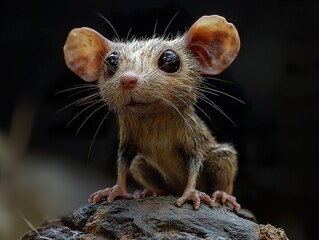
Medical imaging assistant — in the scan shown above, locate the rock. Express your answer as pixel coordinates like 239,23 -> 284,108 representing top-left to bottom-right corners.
21,196 -> 288,240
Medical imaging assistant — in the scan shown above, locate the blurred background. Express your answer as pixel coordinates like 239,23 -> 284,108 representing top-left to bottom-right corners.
1,1 -> 318,239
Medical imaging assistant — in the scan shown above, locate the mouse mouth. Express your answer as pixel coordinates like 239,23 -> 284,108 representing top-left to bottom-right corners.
124,99 -> 159,108
123,97 -> 161,113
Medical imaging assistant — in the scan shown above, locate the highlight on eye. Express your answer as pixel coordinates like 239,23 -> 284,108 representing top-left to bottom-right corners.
158,49 -> 181,73
104,52 -> 119,76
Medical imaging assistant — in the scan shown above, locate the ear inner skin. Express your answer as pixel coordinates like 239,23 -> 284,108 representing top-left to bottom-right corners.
63,27 -> 112,82
185,15 -> 240,75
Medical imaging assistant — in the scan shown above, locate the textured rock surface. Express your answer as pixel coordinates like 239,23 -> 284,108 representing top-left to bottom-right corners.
21,196 -> 288,240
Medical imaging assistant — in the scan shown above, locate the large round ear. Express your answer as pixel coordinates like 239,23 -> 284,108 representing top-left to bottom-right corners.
63,27 -> 112,82
185,15 -> 240,75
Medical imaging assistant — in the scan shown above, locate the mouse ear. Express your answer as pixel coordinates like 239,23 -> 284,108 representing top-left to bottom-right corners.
63,27 -> 112,82
185,15 -> 240,75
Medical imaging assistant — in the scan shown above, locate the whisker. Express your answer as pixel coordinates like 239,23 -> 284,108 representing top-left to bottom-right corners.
66,100 -> 104,127
67,88 -> 99,99
56,98 -> 89,114
56,92 -> 100,114
153,18 -> 158,37
98,52 -> 107,73
200,79 -> 245,104
95,12 -> 120,41
205,88 -> 245,104
195,87 -> 219,96
172,94 -> 193,110
77,98 -> 102,106
200,81 -> 219,91
203,76 -> 233,84
173,93 -> 215,126
130,34 -> 137,42
199,82 -> 245,104
76,92 -> 100,102
163,11 -> 180,37
74,93 -> 100,106
55,84 -> 98,95
157,95 -> 196,136
126,27 -> 132,41
75,104 -> 106,137
195,102 -> 218,132
198,94 -> 237,127
194,102 -> 213,123
197,82 -> 218,90
87,110 -> 111,162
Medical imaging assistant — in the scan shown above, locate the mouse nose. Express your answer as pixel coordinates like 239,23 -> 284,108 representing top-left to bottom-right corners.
120,71 -> 138,90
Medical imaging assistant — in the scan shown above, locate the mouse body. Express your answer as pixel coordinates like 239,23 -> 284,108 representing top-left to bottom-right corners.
63,15 -> 241,210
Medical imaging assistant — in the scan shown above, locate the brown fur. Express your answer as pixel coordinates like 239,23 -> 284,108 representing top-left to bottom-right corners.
116,106 -> 237,196
63,15 -> 240,208
96,35 -> 238,196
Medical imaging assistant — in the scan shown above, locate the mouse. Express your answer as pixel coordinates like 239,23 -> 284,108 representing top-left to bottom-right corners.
63,14 -> 241,211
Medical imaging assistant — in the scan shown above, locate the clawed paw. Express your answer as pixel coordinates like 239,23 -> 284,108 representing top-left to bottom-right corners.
211,190 -> 241,212
133,189 -> 161,199
88,185 -> 132,203
176,189 -> 215,210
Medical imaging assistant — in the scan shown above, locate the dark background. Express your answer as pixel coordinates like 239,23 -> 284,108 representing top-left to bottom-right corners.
0,1 -> 318,239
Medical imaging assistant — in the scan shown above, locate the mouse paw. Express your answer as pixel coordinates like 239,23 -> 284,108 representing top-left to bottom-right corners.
211,190 -> 241,212
133,189 -> 164,199
176,189 -> 215,210
88,185 -> 132,203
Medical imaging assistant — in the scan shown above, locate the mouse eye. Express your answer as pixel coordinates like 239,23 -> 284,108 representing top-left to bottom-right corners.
158,50 -> 181,73
104,52 -> 119,76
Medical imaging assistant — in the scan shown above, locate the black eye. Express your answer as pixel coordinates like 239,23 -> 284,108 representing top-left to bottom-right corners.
158,50 -> 181,73
104,52 -> 119,76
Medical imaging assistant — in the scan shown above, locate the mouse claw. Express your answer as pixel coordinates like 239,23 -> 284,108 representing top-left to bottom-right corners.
177,189 -> 215,209
211,190 -> 241,212
88,185 -> 132,203
133,189 -> 159,199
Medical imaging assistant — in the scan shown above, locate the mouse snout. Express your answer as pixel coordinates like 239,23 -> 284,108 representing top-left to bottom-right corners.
120,71 -> 138,90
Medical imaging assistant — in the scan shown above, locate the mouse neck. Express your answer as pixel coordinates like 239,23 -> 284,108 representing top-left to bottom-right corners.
117,106 -> 196,142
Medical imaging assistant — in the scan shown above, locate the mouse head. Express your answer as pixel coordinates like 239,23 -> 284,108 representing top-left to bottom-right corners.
63,15 -> 240,114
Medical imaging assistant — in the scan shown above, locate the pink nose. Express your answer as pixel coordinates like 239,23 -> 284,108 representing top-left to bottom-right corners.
120,71 -> 138,90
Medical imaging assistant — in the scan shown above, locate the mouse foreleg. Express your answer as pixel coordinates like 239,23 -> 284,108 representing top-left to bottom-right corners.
88,143 -> 135,203
176,154 -> 215,209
